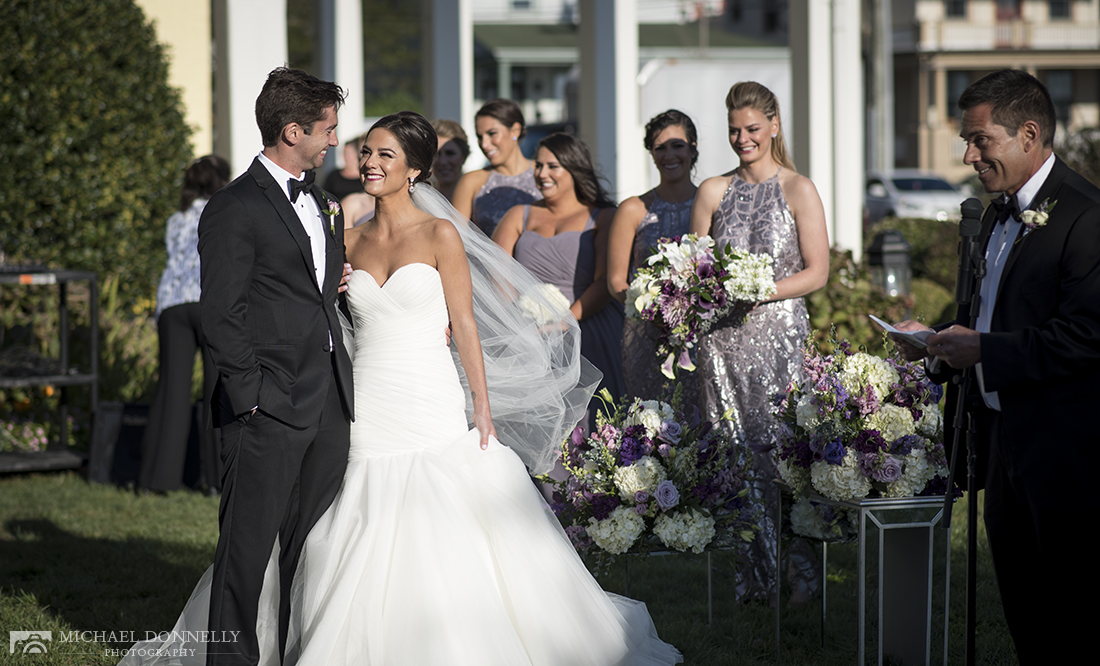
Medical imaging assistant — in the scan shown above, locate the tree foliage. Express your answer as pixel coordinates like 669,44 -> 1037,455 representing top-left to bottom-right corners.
0,0 -> 193,308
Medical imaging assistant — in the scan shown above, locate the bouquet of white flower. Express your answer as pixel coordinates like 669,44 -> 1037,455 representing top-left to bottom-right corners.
625,234 -> 775,378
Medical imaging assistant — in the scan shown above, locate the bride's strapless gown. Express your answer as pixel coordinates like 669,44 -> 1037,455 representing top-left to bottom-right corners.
122,264 -> 681,666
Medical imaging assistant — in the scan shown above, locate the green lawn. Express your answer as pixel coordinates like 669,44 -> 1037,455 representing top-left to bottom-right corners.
0,472 -> 1017,665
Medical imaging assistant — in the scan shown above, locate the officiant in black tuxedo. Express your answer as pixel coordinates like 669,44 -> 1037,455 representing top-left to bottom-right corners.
198,67 -> 354,666
893,70 -> 1100,664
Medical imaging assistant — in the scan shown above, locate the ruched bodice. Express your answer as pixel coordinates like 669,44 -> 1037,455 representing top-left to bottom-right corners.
347,265 -> 468,459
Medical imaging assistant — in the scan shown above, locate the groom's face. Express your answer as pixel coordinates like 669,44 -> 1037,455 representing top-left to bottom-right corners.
296,105 -> 340,172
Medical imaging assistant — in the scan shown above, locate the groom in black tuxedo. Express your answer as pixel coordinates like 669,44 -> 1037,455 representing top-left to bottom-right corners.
894,70 -> 1100,664
199,67 -> 354,665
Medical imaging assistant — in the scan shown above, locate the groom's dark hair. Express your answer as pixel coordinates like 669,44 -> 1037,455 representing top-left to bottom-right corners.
256,67 -> 346,148
369,111 -> 437,184
958,69 -> 1056,148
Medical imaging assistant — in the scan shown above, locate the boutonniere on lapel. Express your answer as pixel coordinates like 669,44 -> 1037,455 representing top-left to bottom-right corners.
1018,198 -> 1057,243
320,195 -> 341,236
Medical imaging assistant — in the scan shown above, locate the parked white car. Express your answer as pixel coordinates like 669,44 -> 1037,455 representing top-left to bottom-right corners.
865,170 -> 965,223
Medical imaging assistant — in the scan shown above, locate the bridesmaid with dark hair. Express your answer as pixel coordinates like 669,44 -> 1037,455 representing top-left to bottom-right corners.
139,155 -> 230,494
493,132 -> 624,430
453,99 -> 542,236
608,109 -> 701,404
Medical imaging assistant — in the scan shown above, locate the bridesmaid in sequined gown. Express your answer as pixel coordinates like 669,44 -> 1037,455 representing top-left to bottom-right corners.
690,82 -> 830,603
453,99 -> 542,237
494,133 -> 623,432
608,110 -> 701,406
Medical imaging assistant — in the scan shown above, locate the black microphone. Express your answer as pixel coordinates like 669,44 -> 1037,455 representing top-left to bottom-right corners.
954,198 -> 985,305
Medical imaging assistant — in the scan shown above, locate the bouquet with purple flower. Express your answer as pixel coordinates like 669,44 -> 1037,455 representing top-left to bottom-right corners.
625,234 -> 776,379
543,388 -> 756,558
773,338 -> 950,512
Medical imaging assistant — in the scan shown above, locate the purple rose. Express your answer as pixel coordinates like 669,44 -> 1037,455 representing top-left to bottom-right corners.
658,419 -> 683,444
634,491 -> 649,503
657,443 -> 671,458
634,503 -> 648,515
873,454 -> 903,483
655,480 -> 680,510
823,439 -> 846,465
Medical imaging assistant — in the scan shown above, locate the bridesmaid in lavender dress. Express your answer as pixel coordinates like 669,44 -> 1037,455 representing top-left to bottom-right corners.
453,99 -> 542,237
608,110 -> 701,406
690,82 -> 830,603
494,133 -> 624,432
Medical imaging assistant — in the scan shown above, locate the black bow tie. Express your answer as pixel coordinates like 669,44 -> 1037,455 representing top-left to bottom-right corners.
288,170 -> 316,203
991,194 -> 1020,223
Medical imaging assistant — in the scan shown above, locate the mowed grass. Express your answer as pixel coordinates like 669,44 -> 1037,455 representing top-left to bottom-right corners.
0,472 -> 1017,665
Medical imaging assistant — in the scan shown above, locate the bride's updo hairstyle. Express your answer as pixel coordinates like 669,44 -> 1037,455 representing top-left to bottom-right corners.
725,81 -> 796,172
368,111 -> 437,185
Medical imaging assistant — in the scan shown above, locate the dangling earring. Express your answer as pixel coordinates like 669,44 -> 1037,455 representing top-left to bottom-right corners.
408,178 -> 415,194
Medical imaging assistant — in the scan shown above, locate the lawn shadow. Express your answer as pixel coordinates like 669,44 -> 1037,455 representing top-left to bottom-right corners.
0,518 -> 213,647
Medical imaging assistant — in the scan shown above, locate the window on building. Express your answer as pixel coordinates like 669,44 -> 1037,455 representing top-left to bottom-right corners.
997,0 -> 1021,21
948,71 -> 970,118
512,0 -> 532,10
945,0 -> 967,18
1047,70 -> 1074,124
1049,0 -> 1071,19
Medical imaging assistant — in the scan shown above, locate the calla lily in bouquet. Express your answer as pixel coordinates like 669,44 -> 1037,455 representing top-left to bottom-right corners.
773,338 -> 951,508
625,234 -> 776,379
543,387 -> 757,562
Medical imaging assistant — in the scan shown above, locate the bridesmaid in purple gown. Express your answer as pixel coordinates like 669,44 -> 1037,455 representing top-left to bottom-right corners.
690,82 -> 830,603
453,99 -> 541,237
608,110 -> 701,406
493,133 -> 624,432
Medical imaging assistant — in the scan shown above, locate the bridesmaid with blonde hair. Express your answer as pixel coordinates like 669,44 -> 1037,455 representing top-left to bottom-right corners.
691,81 -> 829,603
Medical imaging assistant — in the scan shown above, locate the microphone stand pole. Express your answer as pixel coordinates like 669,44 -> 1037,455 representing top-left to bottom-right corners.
940,198 -> 985,666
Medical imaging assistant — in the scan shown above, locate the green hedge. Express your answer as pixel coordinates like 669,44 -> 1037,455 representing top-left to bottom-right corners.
0,0 -> 193,309
805,248 -> 913,355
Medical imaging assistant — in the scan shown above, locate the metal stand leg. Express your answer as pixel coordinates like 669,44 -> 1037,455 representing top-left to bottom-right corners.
707,551 -> 713,625
821,541 -> 828,647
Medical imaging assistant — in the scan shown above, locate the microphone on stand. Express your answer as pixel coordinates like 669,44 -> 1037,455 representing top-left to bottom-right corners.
954,198 -> 985,306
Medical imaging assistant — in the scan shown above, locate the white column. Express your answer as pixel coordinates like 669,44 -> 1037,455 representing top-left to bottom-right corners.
832,0 -> 863,258
422,0 -> 474,156
335,0 -> 365,146
213,0 -> 290,177
791,0 -> 863,259
579,0 -> 644,201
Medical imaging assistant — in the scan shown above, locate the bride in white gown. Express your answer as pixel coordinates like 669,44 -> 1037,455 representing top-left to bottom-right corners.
121,112 -> 681,666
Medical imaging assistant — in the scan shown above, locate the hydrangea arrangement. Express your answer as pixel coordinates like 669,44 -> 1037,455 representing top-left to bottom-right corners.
518,283 -> 572,325
773,339 -> 951,506
625,234 -> 776,378
544,388 -> 756,557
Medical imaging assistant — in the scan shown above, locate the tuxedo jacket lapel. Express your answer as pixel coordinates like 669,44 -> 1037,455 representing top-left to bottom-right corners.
249,159 -> 320,284
995,156 -> 1068,298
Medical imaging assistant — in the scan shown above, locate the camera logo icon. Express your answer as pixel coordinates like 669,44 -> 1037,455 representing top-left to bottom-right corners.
9,631 -> 52,655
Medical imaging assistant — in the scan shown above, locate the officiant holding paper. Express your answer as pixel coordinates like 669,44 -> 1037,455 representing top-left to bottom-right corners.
892,70 -> 1100,665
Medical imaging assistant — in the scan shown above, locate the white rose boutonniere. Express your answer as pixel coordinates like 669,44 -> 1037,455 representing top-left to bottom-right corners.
1019,198 -> 1056,239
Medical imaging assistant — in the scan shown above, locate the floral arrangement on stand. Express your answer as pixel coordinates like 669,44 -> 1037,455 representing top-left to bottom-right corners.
773,337 -> 952,538
624,234 -> 775,378
542,388 -> 757,564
